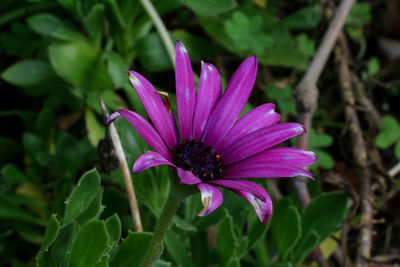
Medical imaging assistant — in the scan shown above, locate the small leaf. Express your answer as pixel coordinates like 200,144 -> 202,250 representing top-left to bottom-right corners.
70,220 -> 109,267
309,130 -> 333,148
49,41 -> 112,89
395,141 -> 400,160
136,33 -> 172,72
173,215 -> 197,232
1,60 -> 53,86
182,0 -> 237,17
105,214 -> 121,247
107,51 -> 128,88
217,210 -> 239,266
273,206 -> 302,261
85,108 -> 105,147
63,168 -> 101,226
41,214 -> 61,252
27,13 -> 84,41
110,232 -> 153,267
291,231 -> 320,264
301,192 -> 348,243
282,6 -> 321,30
376,115 -> 400,148
49,222 -> 79,265
165,230 -> 194,267
312,149 -> 334,170
1,164 -> 29,185
0,194 -> 46,226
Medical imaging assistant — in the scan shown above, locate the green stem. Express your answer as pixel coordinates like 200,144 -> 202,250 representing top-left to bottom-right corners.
140,174 -> 195,267
139,0 -> 175,66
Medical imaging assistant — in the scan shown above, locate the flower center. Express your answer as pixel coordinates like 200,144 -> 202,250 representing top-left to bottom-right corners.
172,140 -> 223,181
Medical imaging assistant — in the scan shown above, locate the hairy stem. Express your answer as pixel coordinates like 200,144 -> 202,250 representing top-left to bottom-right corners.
140,173 -> 195,267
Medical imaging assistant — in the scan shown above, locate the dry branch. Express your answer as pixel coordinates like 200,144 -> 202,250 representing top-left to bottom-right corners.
100,101 -> 143,232
335,34 -> 373,267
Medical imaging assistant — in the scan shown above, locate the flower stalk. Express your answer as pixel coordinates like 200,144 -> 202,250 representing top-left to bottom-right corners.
140,172 -> 196,267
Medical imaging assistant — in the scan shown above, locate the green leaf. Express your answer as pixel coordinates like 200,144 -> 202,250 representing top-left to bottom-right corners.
346,3 -> 371,27
41,214 -> 60,252
110,232 -> 153,267
0,194 -> 46,226
49,41 -> 112,89
309,130 -> 333,148
247,209 -> 270,251
85,108 -> 105,147
395,141 -> 400,160
14,221 -> 43,244
291,231 -> 320,264
367,57 -> 380,76
136,33 -> 172,72
273,206 -> 302,261
55,133 -> 82,178
74,190 -> 103,225
173,215 -> 197,232
376,115 -> 400,148
182,0 -> 237,17
1,60 -> 54,86
217,210 -> 239,266
172,30 -> 224,60
311,149 -> 334,170
84,4 -> 105,40
0,136 -> 21,163
27,13 -> 85,41
36,108 -> 54,140
50,222 -> 79,265
107,51 -> 128,88
282,6 -> 321,30
302,192 -> 348,239
165,230 -> 194,267
70,221 -> 109,267
36,251 -> 56,267
63,168 -> 101,226
1,164 -> 28,185
154,260 -> 171,267
105,214 -> 121,247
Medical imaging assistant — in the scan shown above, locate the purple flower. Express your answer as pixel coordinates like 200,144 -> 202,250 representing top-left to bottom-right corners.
108,41 -> 316,223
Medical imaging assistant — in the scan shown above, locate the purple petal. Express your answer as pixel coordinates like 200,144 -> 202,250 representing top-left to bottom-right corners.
192,62 -> 221,141
215,103 -> 280,153
133,151 -> 174,173
128,71 -> 178,149
202,56 -> 258,147
221,123 -> 306,165
207,179 -> 266,201
107,110 -> 171,160
223,163 -> 314,179
175,41 -> 196,141
176,167 -> 202,185
235,189 -> 273,223
197,183 -> 223,216
235,147 -> 317,168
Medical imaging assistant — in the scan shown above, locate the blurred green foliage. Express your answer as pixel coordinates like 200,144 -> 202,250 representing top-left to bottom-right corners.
0,0 -> 385,266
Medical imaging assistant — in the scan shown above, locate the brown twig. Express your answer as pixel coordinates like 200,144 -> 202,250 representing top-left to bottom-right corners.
335,34 -> 373,267
100,100 -> 143,232
292,0 -> 356,266
293,0 -> 356,208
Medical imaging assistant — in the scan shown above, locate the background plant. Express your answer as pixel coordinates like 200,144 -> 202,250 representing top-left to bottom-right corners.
1,0 -> 400,266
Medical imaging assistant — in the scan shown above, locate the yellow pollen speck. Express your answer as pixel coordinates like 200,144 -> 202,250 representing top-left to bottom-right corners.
219,168 -> 222,173
210,173 -> 214,178
190,168 -> 194,172
203,173 -> 207,177
216,154 -> 220,159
